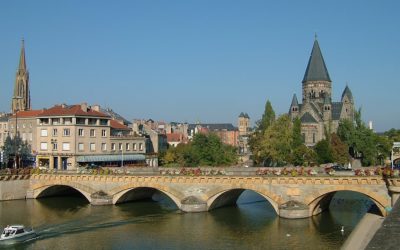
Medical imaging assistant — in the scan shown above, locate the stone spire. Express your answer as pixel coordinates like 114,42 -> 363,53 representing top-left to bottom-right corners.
11,39 -> 30,113
302,38 -> 331,83
291,94 -> 299,107
341,85 -> 353,103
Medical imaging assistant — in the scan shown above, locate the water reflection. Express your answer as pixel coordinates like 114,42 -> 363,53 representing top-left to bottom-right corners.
0,190 -> 373,250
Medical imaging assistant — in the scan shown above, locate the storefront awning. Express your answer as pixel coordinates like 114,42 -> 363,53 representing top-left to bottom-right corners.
76,154 -> 146,163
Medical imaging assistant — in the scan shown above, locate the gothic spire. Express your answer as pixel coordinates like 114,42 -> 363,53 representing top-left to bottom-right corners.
302,38 -> 331,83
18,39 -> 26,71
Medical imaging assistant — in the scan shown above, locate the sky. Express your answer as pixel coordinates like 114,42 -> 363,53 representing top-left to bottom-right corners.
0,1 -> 399,132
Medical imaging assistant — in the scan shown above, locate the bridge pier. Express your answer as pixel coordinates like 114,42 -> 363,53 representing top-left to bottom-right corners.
180,196 -> 208,212
91,191 -> 113,205
279,201 -> 310,219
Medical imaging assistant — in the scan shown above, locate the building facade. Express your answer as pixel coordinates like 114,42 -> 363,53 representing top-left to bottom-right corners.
35,104 -> 147,170
289,38 -> 355,146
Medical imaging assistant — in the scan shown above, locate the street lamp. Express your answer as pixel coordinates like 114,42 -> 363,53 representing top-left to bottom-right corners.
13,96 -> 23,169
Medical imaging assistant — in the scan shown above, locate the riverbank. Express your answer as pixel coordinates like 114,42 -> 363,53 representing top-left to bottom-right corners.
341,213 -> 384,250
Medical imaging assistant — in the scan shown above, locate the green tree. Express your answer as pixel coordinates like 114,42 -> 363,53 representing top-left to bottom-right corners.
291,117 -> 303,149
257,114 -> 292,166
337,109 -> 391,166
314,139 -> 333,164
249,100 -> 276,165
330,133 -> 349,165
291,144 -> 317,166
161,133 -> 238,167
1,134 -> 32,168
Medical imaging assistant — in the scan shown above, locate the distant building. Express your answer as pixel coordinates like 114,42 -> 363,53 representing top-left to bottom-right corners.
188,123 -> 239,146
238,112 -> 251,157
289,38 -> 355,146
132,119 -> 168,154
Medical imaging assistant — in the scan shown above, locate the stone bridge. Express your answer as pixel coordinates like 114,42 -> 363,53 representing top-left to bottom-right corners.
23,174 -> 400,219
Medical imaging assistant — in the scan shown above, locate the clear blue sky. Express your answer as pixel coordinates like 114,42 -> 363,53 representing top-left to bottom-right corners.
0,1 -> 399,132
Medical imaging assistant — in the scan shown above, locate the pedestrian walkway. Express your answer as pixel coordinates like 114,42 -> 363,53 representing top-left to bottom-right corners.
366,198 -> 400,250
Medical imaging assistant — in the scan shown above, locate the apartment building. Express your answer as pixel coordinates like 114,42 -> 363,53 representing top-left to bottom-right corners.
35,103 -> 147,170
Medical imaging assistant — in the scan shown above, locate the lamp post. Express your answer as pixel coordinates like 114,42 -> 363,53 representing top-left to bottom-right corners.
13,96 -> 23,169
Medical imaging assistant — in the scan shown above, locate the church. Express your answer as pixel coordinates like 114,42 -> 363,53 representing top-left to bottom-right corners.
289,38 -> 355,146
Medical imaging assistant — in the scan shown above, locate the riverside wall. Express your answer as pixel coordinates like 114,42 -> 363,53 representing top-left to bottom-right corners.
0,178 -> 30,201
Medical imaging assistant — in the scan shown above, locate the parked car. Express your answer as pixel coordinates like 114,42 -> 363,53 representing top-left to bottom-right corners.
326,164 -> 352,172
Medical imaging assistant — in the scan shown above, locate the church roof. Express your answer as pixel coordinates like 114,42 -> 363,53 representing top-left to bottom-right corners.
341,85 -> 353,102
331,102 -> 343,120
291,94 -> 299,106
302,39 -> 331,83
300,112 -> 318,123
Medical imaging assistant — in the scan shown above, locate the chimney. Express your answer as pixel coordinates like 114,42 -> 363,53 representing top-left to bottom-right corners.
80,103 -> 88,112
92,104 -> 100,112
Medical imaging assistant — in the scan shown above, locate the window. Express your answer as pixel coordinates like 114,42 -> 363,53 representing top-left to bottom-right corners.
63,128 -> 70,136
139,143 -> 143,151
64,118 -> 72,125
22,123 -> 26,128
102,129 -> 106,137
119,143 -> 123,151
41,129 -> 48,137
22,133 -> 26,141
126,143 -> 130,151
78,129 -> 84,137
90,129 -> 95,137
111,143 -> 116,151
78,143 -> 84,151
312,133 -> 316,143
40,142 -> 48,150
62,142 -> 70,151
90,143 -> 96,151
133,143 -> 137,151
101,143 -> 107,151
52,118 -> 60,125
52,142 -> 58,150
52,129 -> 58,136
29,133 -> 32,141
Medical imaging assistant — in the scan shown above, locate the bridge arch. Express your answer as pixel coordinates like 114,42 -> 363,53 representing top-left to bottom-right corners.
32,182 -> 95,203
206,187 -> 281,215
306,187 -> 390,217
110,184 -> 183,208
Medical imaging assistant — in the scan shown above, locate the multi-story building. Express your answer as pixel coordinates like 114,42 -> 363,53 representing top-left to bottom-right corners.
0,114 -> 10,149
289,38 -> 355,146
35,103 -> 147,170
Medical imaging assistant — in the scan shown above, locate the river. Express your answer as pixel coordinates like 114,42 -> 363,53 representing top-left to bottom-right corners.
0,191 -> 375,250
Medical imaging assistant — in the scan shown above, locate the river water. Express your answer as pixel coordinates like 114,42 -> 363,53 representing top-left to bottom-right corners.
0,191 -> 374,250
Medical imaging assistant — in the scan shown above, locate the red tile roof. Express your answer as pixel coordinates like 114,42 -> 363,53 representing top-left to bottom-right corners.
38,104 -> 110,117
11,110 -> 44,118
167,133 -> 183,142
110,119 -> 130,130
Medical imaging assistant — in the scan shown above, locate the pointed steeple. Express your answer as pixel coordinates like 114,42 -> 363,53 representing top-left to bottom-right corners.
302,38 -> 331,83
11,39 -> 30,113
291,94 -> 299,106
18,39 -> 26,71
341,85 -> 353,102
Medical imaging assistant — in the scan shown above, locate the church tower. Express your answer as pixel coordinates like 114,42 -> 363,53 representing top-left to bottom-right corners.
302,37 -> 332,104
11,39 -> 30,113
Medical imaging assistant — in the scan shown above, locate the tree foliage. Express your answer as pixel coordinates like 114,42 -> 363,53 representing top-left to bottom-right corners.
1,134 -> 32,168
249,100 -> 277,165
337,109 -> 391,166
161,133 -> 238,167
